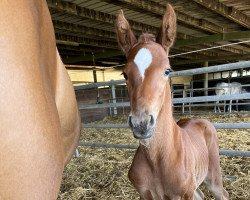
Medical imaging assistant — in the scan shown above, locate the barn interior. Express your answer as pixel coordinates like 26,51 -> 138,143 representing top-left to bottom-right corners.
48,0 -> 250,96
48,0 -> 250,67
46,1 -> 250,199
47,0 -> 250,115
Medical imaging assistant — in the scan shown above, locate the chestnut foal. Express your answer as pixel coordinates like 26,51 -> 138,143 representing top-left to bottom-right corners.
115,4 -> 228,200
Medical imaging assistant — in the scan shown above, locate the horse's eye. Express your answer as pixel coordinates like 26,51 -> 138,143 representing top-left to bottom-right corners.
122,72 -> 128,80
164,69 -> 171,77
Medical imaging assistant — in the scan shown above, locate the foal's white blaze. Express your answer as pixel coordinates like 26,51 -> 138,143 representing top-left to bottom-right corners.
134,48 -> 152,79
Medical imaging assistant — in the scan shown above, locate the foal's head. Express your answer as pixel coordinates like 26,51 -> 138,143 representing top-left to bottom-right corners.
115,4 -> 176,140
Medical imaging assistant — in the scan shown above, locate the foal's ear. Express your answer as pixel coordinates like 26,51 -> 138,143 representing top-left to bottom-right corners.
157,4 -> 176,51
115,10 -> 137,57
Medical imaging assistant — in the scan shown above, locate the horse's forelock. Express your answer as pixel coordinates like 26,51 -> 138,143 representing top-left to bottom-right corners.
138,33 -> 156,43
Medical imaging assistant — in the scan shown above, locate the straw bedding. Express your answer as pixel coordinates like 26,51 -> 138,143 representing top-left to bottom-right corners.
58,113 -> 250,200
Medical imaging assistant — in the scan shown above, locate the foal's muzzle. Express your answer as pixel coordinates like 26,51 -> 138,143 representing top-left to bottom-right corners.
128,115 -> 155,139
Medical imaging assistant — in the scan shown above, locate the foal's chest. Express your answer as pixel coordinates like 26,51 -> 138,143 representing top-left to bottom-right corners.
138,168 -> 194,200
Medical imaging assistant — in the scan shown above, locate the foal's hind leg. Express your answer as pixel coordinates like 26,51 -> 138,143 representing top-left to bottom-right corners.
204,124 -> 229,200
204,145 -> 229,199
204,158 -> 229,199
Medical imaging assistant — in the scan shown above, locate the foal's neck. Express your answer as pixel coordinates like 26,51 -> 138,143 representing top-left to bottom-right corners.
141,84 -> 181,164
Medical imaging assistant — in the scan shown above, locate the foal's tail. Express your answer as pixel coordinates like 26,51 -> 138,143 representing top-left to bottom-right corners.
203,120 -> 229,199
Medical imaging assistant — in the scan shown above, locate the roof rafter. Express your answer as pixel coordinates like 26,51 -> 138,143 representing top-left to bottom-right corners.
53,20 -> 116,40
49,0 -> 247,58
175,30 -> 250,47
53,20 -> 153,43
102,0 -> 224,33
192,0 -> 250,28
172,54 -> 250,66
174,42 -> 249,57
55,33 -> 119,49
57,44 -> 106,53
56,31 -> 247,63
63,50 -> 123,64
55,33 -> 218,58
47,0 -> 157,34
54,21 -> 247,57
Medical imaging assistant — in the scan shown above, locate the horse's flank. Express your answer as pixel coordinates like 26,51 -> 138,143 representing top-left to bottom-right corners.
0,1 -> 80,199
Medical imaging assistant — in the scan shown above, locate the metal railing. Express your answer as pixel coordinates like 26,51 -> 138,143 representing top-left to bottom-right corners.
77,61 -> 250,157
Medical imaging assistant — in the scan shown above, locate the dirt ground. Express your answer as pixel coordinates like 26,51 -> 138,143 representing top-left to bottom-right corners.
58,113 -> 250,200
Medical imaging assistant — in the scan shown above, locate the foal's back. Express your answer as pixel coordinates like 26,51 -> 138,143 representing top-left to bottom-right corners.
178,118 -> 218,148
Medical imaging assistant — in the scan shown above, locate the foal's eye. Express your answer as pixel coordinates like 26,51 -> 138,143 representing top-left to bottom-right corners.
164,69 -> 171,77
121,72 -> 128,80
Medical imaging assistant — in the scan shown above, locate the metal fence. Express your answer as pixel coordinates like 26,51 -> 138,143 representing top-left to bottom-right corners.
76,61 -> 250,157
79,142 -> 250,157
172,84 -> 250,114
75,61 -> 250,115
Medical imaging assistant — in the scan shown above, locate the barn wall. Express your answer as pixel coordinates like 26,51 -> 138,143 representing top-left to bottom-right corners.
67,68 -> 123,85
76,88 -> 111,123
76,85 -> 130,123
171,76 -> 192,85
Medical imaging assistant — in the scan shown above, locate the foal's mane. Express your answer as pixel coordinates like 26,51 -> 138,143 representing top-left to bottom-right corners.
138,33 -> 156,44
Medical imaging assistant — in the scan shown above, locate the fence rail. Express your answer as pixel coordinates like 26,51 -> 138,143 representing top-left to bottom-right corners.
169,61 -> 250,77
75,79 -> 125,90
78,93 -> 250,110
74,61 -> 250,90
79,142 -> 250,157
82,123 -> 250,129
77,61 -> 250,158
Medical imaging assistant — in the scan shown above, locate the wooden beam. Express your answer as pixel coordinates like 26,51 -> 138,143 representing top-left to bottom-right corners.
192,0 -> 250,28
56,40 -> 79,46
48,0 -> 157,34
55,33 -> 119,49
175,31 -> 250,47
50,0 -> 247,59
102,0 -> 224,33
171,54 -> 250,66
57,44 -> 107,53
53,20 -> 115,40
54,21 -> 250,55
63,50 -> 123,64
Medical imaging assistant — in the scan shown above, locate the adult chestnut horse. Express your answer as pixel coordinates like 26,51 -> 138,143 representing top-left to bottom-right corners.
115,4 -> 228,200
0,0 -> 80,199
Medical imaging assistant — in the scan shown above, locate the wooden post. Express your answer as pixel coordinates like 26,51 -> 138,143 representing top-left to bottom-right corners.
240,68 -> 244,77
92,53 -> 100,104
93,70 -> 97,83
182,88 -> 185,114
204,61 -> 208,96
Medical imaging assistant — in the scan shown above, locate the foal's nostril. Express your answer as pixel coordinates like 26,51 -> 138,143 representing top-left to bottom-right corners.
128,116 -> 133,128
149,115 -> 155,126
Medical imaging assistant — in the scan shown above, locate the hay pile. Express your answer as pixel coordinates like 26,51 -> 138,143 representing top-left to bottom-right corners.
58,113 -> 250,200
